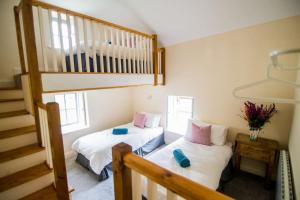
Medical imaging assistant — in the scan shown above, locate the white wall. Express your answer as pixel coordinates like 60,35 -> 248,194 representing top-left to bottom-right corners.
0,0 -> 21,87
288,56 -> 300,199
43,88 -> 133,155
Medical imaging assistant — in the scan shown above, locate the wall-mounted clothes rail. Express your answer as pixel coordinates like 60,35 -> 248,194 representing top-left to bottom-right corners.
233,48 -> 300,104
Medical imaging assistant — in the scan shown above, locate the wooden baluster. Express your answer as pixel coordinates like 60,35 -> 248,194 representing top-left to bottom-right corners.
98,24 -> 104,73
152,34 -> 158,85
127,32 -> 132,73
112,143 -> 133,200
37,7 -> 48,71
161,48 -> 166,85
58,12 -> 66,72
149,39 -> 154,74
46,102 -> 69,200
121,31 -> 127,73
111,28 -> 116,73
139,36 -> 144,74
147,179 -> 158,200
158,50 -> 161,74
131,33 -> 136,74
145,38 -> 150,74
132,170 -> 142,200
14,6 -> 26,74
83,18 -> 90,72
116,29 -> 122,73
48,10 -> 58,72
92,21 -> 97,72
143,37 -> 148,74
66,14 -> 75,72
167,190 -> 177,200
74,16 -> 82,72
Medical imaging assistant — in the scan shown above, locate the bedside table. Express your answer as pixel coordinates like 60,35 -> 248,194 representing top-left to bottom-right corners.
235,133 -> 279,186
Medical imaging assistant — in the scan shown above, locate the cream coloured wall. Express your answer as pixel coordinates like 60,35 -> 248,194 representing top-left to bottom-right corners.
132,16 -> 300,176
43,88 -> 133,154
0,0 -> 21,87
288,56 -> 300,199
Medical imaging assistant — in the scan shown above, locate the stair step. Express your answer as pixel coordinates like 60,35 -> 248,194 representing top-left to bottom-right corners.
0,87 -> 19,90
0,163 -> 52,192
0,100 -> 26,113
0,125 -> 36,140
0,89 -> 23,99
0,98 -> 24,103
20,185 -> 57,200
0,144 -> 44,164
0,112 -> 34,131
0,109 -> 29,119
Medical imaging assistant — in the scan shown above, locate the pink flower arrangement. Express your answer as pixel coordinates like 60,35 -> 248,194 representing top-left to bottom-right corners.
241,101 -> 278,131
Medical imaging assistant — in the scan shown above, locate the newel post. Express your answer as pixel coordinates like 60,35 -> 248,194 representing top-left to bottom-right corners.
152,34 -> 158,86
46,102 -> 69,200
21,0 -> 43,145
112,143 -> 133,200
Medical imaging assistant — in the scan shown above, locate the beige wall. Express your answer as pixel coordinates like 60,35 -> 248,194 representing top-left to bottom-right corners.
43,88 -> 133,154
133,16 -> 300,176
0,0 -> 21,87
288,56 -> 300,199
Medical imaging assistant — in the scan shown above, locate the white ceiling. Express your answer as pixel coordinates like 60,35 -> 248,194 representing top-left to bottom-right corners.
41,0 -> 300,46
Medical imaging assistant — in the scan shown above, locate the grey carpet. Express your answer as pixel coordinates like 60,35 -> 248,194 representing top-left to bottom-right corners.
67,162 -> 275,200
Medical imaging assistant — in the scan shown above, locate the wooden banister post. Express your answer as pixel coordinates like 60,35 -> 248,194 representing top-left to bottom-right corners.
152,34 -> 158,86
46,102 -> 69,200
112,143 -> 133,200
160,48 -> 166,85
21,0 -> 43,146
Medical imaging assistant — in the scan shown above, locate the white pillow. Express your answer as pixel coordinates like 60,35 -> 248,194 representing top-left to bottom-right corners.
142,112 -> 161,128
186,119 -> 228,145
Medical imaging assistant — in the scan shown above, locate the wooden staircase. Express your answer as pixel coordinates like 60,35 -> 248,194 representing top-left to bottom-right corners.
0,88 -> 58,200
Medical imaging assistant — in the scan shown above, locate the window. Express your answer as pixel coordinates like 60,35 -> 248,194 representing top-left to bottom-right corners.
51,11 -> 75,49
167,96 -> 194,134
55,92 -> 88,133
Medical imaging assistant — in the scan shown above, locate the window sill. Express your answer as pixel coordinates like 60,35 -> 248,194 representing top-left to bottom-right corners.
62,123 -> 89,134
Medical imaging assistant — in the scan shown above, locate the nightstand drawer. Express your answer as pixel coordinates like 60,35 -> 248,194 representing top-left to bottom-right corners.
238,144 -> 270,162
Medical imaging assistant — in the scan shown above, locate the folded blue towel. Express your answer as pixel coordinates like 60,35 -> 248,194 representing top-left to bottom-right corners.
173,149 -> 190,168
112,128 -> 128,135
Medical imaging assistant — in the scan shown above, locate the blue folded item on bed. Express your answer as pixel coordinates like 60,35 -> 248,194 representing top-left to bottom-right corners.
112,128 -> 128,135
173,149 -> 190,168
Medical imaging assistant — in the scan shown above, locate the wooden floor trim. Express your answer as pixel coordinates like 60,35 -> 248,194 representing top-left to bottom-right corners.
0,98 -> 24,103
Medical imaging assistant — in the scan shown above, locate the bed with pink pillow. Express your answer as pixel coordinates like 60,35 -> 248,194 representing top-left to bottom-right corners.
142,119 -> 233,199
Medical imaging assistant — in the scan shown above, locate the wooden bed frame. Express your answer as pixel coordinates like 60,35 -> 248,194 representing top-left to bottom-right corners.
112,143 -> 233,200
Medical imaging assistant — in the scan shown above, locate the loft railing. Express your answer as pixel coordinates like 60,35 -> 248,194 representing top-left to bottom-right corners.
112,143 -> 233,200
14,0 -> 165,77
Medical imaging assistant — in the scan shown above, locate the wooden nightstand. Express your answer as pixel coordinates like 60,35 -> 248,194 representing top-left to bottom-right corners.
235,133 -> 279,186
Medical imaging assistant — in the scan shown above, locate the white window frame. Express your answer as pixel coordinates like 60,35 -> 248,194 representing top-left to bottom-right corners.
166,95 -> 194,135
54,92 -> 89,134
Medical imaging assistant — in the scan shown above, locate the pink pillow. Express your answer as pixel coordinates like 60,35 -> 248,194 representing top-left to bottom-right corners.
188,123 -> 211,145
133,113 -> 146,128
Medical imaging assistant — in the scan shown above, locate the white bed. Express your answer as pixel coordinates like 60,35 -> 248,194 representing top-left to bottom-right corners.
72,122 -> 163,175
142,137 -> 233,199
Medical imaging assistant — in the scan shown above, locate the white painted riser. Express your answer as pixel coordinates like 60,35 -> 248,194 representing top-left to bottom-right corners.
0,132 -> 37,152
0,101 -> 26,113
0,150 -> 46,178
0,115 -> 35,131
0,90 -> 23,99
0,173 -> 54,200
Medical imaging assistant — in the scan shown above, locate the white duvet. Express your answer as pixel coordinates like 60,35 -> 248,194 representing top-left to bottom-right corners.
72,123 -> 163,174
143,137 -> 232,199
